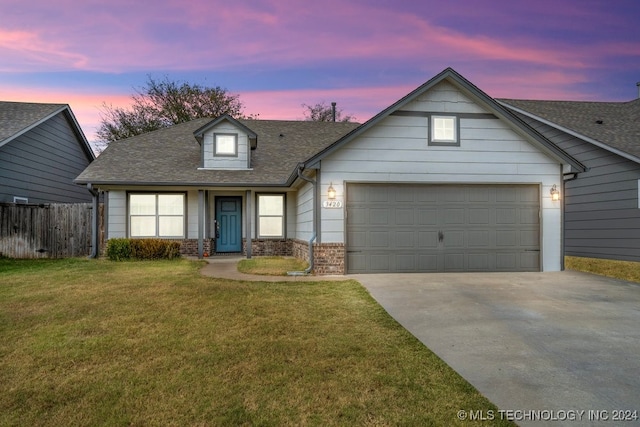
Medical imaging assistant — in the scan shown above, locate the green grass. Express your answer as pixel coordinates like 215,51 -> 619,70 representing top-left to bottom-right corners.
566,256 -> 640,284
237,256 -> 309,275
0,258 -> 514,426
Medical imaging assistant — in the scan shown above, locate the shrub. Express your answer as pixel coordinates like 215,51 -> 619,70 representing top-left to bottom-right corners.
106,238 -> 132,261
106,239 -> 181,261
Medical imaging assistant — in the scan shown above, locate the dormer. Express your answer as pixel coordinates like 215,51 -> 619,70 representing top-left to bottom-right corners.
194,115 -> 257,170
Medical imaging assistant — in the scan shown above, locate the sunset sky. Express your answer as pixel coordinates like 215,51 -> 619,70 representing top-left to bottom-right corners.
2,0 -> 639,143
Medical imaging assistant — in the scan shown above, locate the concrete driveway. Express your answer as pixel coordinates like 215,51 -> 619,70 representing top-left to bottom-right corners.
354,271 -> 640,427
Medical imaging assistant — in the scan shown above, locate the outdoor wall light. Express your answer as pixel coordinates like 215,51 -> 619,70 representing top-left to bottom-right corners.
550,184 -> 560,201
327,183 -> 336,200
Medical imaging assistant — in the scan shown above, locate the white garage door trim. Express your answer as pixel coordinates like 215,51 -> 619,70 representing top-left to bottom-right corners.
345,183 -> 541,273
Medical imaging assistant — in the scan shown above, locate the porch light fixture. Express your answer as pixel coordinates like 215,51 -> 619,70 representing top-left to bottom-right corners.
327,183 -> 336,200
550,184 -> 560,201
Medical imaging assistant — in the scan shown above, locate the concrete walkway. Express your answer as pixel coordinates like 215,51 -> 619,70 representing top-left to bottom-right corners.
353,271 -> 640,427
198,256 -> 348,282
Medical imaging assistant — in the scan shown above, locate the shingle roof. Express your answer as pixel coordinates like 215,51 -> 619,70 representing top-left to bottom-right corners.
0,101 -> 67,145
75,118 -> 360,186
499,98 -> 640,159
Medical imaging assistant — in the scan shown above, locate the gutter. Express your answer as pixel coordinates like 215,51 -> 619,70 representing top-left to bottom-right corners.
87,183 -> 100,259
287,165 -> 316,276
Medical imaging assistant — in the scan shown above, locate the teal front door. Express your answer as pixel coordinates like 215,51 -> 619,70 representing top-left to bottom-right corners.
215,197 -> 242,253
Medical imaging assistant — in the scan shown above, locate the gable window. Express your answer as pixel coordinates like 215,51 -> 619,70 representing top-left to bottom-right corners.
129,193 -> 185,238
214,133 -> 238,157
257,194 -> 285,238
429,115 -> 459,146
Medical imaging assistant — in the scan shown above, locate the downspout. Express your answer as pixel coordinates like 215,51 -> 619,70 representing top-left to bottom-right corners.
288,165 -> 316,275
87,183 -> 100,259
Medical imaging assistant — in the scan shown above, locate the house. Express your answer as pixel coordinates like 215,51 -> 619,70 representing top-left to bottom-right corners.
75,68 -> 585,274
0,101 -> 95,204
499,93 -> 640,262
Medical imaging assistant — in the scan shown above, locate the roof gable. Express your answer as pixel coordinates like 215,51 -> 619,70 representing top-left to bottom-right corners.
499,98 -> 640,164
0,101 -> 95,160
193,114 -> 258,149
304,68 -> 585,172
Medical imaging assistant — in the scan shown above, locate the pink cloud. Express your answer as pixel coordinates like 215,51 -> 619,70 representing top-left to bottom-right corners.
0,29 -> 89,71
1,0 -> 628,74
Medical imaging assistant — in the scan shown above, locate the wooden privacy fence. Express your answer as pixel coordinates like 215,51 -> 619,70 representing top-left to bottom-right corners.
0,203 -> 104,259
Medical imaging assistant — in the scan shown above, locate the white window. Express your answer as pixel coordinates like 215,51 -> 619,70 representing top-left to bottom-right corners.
129,193 -> 185,238
13,196 -> 28,204
214,133 -> 238,156
257,194 -> 285,238
430,115 -> 458,145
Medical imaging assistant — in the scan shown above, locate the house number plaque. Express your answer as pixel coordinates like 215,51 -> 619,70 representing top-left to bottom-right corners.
322,200 -> 343,208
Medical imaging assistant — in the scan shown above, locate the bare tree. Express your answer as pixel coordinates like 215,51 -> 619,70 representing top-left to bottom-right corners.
97,76 -> 248,144
302,101 -> 356,122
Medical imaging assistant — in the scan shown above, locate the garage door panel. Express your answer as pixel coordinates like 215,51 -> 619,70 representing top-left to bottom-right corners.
370,231 -> 390,247
444,187 -> 466,202
417,209 -> 437,225
496,208 -> 516,224
347,230 -> 367,247
496,253 -> 517,270
468,230 -> 490,247
347,208 -> 367,225
395,231 -> 415,248
444,253 -> 465,270
419,231 -> 439,248
444,230 -> 464,247
395,187 -> 416,202
496,230 -> 517,247
346,184 -> 540,273
521,252 -> 540,269
444,209 -> 465,224
469,208 -> 489,224
468,253 -> 491,270
520,230 -> 539,246
369,254 -> 390,271
469,188 -> 490,202
396,254 -> 416,271
370,209 -> 389,224
396,209 -> 414,225
520,209 -> 539,224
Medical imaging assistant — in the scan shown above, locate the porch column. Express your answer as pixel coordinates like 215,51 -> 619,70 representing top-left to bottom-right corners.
198,189 -> 205,259
245,190 -> 252,259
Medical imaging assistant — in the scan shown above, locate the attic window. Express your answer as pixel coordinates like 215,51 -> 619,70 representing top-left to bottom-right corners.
429,115 -> 459,146
214,133 -> 238,157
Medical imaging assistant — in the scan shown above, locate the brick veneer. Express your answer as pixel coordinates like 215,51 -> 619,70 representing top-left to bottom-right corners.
180,239 -> 213,257
312,243 -> 345,275
244,239 -> 292,257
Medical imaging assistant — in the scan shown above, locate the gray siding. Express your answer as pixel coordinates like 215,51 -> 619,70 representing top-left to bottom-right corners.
0,112 -> 93,204
518,115 -> 640,261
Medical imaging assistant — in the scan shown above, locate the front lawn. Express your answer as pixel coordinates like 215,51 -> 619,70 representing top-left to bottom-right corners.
0,258 -> 513,426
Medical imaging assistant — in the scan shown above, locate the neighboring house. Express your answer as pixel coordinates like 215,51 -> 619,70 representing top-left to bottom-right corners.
0,101 -> 95,204
75,68 -> 584,274
499,95 -> 640,262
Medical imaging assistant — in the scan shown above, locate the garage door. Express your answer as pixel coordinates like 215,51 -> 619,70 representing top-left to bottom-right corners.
346,184 -> 540,273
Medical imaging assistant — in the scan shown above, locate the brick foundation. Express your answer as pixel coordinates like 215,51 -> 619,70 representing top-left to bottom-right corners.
292,239 -> 311,263
312,243 -> 345,275
244,239 -> 292,257
180,239 -> 213,257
